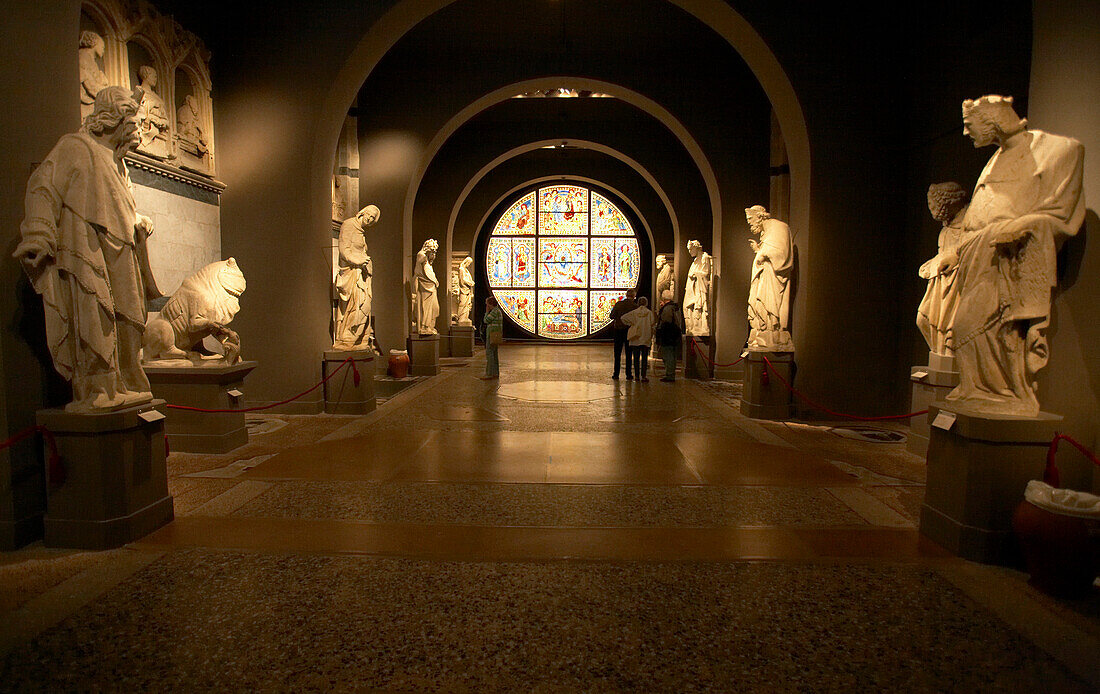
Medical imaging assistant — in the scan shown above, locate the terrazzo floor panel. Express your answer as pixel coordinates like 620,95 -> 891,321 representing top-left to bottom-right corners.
0,549 -> 1090,693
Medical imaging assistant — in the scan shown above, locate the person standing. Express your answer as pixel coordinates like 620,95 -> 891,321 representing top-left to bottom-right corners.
655,295 -> 683,382
608,288 -> 637,380
621,296 -> 655,382
480,296 -> 503,380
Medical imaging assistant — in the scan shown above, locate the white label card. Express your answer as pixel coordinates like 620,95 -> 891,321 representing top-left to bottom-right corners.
138,410 -> 166,423
911,370 -> 929,381
227,389 -> 244,398
931,411 -> 956,431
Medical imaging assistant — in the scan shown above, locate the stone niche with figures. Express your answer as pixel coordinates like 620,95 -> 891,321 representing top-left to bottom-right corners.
79,0 -> 223,299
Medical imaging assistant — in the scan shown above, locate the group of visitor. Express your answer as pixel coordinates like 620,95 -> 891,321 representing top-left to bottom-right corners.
609,289 -> 683,382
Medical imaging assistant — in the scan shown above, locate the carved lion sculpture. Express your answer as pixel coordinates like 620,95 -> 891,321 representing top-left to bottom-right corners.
143,258 -> 246,365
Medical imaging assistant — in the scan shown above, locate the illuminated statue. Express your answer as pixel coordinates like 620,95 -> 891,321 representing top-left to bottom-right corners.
683,240 -> 712,336
413,239 -> 440,335
333,205 -> 380,350
946,95 -> 1085,416
655,254 -> 675,301
78,31 -> 109,122
144,259 -> 246,365
15,87 -> 161,411
135,65 -> 170,159
745,205 -> 794,352
916,183 -> 970,356
454,256 -> 474,326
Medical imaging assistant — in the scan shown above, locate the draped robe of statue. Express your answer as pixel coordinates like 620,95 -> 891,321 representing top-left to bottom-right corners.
333,215 -> 373,348
747,217 -> 794,351
455,257 -> 474,325
946,129 -> 1085,416
916,208 -> 969,355
414,249 -> 440,335
684,252 -> 712,336
656,260 -> 675,301
18,132 -> 160,411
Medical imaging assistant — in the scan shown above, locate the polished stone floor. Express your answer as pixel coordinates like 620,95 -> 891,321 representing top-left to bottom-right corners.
1,344 -> 1097,691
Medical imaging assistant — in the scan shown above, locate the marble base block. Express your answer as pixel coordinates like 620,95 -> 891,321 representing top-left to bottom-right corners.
907,355 -> 960,456
740,351 -> 794,420
919,403 -> 1087,565
683,335 -> 711,379
450,325 -> 475,357
36,400 -> 173,549
323,350 -> 376,415
145,361 -> 257,453
407,335 -> 441,376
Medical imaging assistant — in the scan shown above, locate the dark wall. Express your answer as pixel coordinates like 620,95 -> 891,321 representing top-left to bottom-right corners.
0,0 -> 81,546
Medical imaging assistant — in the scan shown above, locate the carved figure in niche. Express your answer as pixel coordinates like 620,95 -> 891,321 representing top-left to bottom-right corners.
332,205 -> 380,351
454,256 -> 474,326
143,258 -> 246,365
15,86 -> 161,412
331,175 -> 346,222
745,205 -> 795,352
78,31 -> 109,122
655,254 -> 675,301
916,183 -> 970,356
945,95 -> 1085,416
683,240 -> 712,336
413,239 -> 440,335
176,94 -> 208,157
135,65 -> 170,159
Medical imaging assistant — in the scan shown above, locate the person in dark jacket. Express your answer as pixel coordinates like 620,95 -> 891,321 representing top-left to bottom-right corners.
608,289 -> 637,379
655,292 -> 683,382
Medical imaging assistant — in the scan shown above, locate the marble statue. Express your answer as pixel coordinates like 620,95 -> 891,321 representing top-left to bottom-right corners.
78,31 -> 109,122
413,239 -> 440,335
655,254 -> 675,302
135,65 -> 170,159
745,205 -> 795,352
15,86 -> 160,411
143,258 -> 246,365
683,240 -> 712,336
916,182 -> 970,356
945,95 -> 1085,417
176,94 -> 208,158
454,256 -> 474,326
333,205 -> 380,350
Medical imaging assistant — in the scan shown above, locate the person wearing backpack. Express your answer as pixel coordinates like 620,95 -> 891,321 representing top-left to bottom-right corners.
655,293 -> 683,382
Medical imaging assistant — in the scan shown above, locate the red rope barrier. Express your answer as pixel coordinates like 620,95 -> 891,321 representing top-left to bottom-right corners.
165,357 -> 364,414
1044,433 -> 1100,488
687,337 -> 746,369
761,355 -> 929,422
0,424 -> 64,488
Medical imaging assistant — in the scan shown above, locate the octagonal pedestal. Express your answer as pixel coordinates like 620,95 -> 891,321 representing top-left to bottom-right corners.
740,351 -> 794,420
408,335 -> 441,376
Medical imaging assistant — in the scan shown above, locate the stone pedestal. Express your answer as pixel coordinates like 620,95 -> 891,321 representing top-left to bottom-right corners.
740,351 -> 794,420
683,335 -> 711,379
907,352 -> 960,456
145,361 -> 257,453
323,350 -> 376,414
919,404 -> 1087,565
407,334 -> 441,376
450,325 -> 475,357
36,400 -> 173,549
